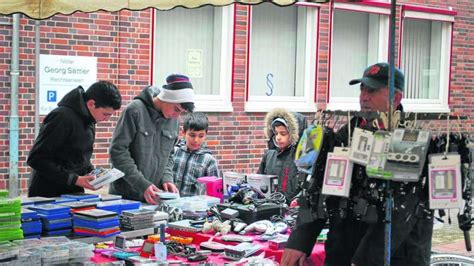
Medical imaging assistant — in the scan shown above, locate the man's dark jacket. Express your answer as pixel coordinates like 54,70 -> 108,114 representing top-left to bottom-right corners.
27,87 -> 95,197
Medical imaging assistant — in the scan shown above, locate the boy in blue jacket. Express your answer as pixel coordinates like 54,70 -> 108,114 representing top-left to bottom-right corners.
173,112 -> 220,197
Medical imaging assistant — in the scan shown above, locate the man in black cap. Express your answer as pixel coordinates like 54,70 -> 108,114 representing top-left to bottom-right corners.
283,63 -> 433,266
109,74 -> 195,204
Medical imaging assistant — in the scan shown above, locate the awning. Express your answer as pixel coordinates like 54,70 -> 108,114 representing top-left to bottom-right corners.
0,0 -> 330,20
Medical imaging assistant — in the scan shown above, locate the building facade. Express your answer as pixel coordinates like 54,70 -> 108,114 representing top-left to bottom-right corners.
0,0 -> 472,193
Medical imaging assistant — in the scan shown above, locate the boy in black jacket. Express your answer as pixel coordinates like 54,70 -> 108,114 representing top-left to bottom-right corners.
27,81 -> 122,197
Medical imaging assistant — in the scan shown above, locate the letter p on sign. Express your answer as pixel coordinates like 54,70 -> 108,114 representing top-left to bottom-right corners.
47,90 -> 57,102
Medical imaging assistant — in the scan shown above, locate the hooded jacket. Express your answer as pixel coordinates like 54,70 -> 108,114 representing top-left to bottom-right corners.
109,86 -> 178,202
172,139 -> 220,197
258,108 -> 302,202
27,86 -> 95,197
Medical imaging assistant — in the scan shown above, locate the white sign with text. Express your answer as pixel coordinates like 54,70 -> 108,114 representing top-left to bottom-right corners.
39,54 -> 97,115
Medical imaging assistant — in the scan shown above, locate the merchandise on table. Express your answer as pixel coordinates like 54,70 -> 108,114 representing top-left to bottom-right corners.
0,198 -> 23,241
73,209 -> 120,237
28,204 -> 72,237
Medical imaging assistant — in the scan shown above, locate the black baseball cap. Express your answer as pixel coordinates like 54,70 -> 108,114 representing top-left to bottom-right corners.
349,62 -> 405,91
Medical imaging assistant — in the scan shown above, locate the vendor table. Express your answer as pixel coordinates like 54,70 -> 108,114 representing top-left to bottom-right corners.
91,229 -> 325,265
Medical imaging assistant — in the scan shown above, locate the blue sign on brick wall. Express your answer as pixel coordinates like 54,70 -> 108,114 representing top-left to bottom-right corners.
47,90 -> 57,102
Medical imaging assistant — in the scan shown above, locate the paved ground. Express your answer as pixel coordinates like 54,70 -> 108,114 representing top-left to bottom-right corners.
432,218 -> 473,258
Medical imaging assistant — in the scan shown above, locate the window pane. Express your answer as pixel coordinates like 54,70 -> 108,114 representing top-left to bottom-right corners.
331,10 -> 381,98
401,19 -> 442,100
249,5 -> 305,97
155,7 -> 220,95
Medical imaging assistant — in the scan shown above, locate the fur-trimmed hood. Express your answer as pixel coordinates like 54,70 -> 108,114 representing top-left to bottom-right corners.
264,108 -> 300,146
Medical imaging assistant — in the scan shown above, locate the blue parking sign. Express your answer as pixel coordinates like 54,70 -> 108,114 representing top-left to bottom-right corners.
47,90 -> 57,102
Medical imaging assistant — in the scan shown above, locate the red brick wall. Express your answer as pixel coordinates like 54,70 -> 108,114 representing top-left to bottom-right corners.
0,1 -> 472,193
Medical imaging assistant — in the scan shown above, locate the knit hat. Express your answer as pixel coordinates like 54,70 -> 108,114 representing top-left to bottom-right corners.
157,74 -> 195,103
271,117 -> 289,132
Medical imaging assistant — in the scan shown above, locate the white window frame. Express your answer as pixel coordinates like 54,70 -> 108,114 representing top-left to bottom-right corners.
245,5 -> 319,113
152,5 -> 234,112
327,3 -> 390,111
399,10 -> 454,113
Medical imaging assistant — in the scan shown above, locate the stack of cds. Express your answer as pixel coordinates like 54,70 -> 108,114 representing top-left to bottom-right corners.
117,199 -> 141,212
28,204 -> 72,237
28,244 -> 70,265
59,201 -> 96,213
96,200 -> 122,213
62,241 -> 94,264
61,193 -> 99,201
119,209 -> 154,230
0,241 -> 20,265
73,209 -> 120,237
96,199 -> 140,214
20,208 -> 41,238
0,198 -> 23,241
20,197 -> 55,207
53,197 -> 77,204
99,194 -> 122,201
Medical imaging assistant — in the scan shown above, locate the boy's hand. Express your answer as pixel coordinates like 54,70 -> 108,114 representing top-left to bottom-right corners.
144,184 -> 160,205
162,182 -> 178,193
75,175 -> 97,190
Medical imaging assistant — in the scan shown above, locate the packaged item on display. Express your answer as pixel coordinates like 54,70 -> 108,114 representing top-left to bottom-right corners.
322,147 -> 353,197
155,192 -> 180,200
223,172 -> 247,197
349,127 -> 375,166
73,209 -> 120,237
366,131 -> 392,179
61,193 -> 99,201
223,242 -> 261,260
88,168 -> 125,189
100,194 -> 123,201
21,197 -> 55,206
59,201 -> 96,213
54,197 -> 77,204
168,219 -> 201,233
119,209 -> 154,230
197,176 -> 224,201
428,153 -> 463,209
295,125 -> 324,174
245,174 -> 279,196
384,129 -> 431,182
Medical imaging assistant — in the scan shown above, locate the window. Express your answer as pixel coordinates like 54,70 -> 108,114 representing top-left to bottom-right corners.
246,3 -> 318,112
400,8 -> 454,112
153,5 -> 234,112
328,3 -> 389,111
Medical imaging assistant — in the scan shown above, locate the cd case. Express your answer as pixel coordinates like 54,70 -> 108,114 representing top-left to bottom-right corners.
89,168 -> 125,189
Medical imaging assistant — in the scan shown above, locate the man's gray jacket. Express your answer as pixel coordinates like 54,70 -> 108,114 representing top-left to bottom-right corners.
109,86 -> 178,201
